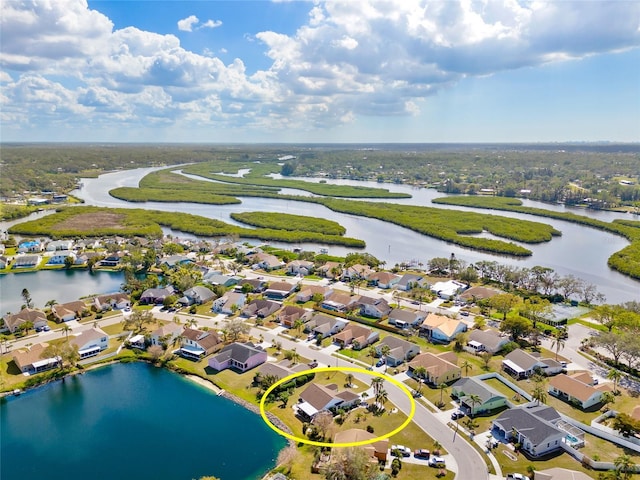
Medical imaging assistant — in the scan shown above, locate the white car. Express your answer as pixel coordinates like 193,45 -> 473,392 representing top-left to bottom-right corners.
428,456 -> 446,467
506,474 -> 530,480
391,445 -> 411,457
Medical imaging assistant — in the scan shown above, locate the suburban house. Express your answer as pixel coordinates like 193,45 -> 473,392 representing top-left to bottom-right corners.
321,291 -> 357,312
388,308 -> 427,329
74,251 -> 101,266
150,322 -> 184,347
248,252 -> 284,271
178,286 -> 215,305
451,376 -> 508,415
277,305 -> 309,328
533,468 -> 594,480
71,328 -> 109,359
492,405 -> 565,457
342,264 -> 374,281
357,296 -> 392,318
466,329 -> 510,354
548,373 -> 605,409
430,279 -> 468,299
212,292 -> 246,314
333,323 -> 379,350
12,343 -> 60,374
375,336 -> 420,367
235,278 -> 267,293
204,273 -> 241,288
242,299 -> 281,318
333,429 -> 389,462
264,281 -> 296,299
419,314 -> 467,343
99,252 -> 124,268
396,273 -> 426,291
3,308 -> 48,333
13,255 -> 40,269
287,260 -> 314,276
305,313 -> 348,338
207,342 -> 267,372
46,251 -> 76,265
18,240 -> 43,253
259,359 -> 309,380
179,328 -> 221,359
52,301 -> 88,322
502,349 -> 563,379
93,293 -> 131,311
296,285 -> 333,303
139,286 -> 176,305
46,240 -> 74,251
318,261 -> 342,278
367,271 -> 400,289
408,351 -> 461,385
296,383 -> 361,420
458,285 -> 503,303
160,255 -> 194,269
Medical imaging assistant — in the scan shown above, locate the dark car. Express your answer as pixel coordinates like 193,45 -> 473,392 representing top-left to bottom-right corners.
451,410 -> 465,420
376,358 -> 385,367
307,361 -> 318,368
414,449 -> 430,459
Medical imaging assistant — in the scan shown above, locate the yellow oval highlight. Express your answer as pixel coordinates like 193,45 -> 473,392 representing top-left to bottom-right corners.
259,366 -> 415,448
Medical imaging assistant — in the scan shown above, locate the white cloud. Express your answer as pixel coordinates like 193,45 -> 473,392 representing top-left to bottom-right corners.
200,19 -> 222,30
177,15 -> 199,32
1,0 -> 639,138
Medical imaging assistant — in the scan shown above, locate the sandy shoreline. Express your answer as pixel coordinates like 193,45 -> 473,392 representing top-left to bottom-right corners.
185,374 -> 223,395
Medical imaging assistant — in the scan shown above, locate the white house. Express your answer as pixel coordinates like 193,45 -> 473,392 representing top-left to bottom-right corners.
419,314 -> 467,343
430,280 -> 468,300
548,374 -> 605,409
212,292 -> 246,314
150,322 -> 184,347
71,328 -> 109,359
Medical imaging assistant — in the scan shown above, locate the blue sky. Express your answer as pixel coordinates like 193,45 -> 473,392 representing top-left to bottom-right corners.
1,0 -> 639,143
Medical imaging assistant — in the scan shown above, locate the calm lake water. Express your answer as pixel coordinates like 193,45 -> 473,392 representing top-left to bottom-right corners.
0,269 -> 125,315
0,362 -> 285,480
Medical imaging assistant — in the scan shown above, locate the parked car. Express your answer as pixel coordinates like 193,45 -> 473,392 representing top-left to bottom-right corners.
414,449 -> 430,459
506,474 -> 530,480
460,310 -> 469,316
451,410 -> 465,420
307,360 -> 318,368
43,325 -> 51,332
376,358 -> 385,367
428,456 -> 446,467
391,445 -> 411,457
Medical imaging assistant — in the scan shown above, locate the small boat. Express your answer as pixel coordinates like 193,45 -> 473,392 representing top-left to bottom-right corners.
13,389 -> 22,396
319,248 -> 329,254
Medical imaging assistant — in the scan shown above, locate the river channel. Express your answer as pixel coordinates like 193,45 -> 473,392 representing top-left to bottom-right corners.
2,165 -> 639,304
0,362 -> 285,480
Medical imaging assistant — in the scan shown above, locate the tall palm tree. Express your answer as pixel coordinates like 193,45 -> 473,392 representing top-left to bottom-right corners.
345,373 -> 354,388
380,344 -> 391,372
614,454 -> 636,480
467,394 -> 482,417
368,345 -> 377,368
461,360 -> 473,377
412,366 -> 427,394
376,389 -> 388,412
61,324 -> 71,342
438,383 -> 448,407
371,377 -> 384,397
607,368 -> 622,394
290,348 -> 300,365
550,329 -> 566,360
532,384 -> 547,406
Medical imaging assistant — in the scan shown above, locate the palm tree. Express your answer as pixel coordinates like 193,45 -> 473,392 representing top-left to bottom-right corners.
376,388 -> 389,412
21,288 -> 33,309
293,318 -> 304,338
371,377 -> 384,396
290,348 -> 300,365
432,440 -> 442,456
45,299 -> 57,310
532,384 -> 547,406
438,383 -> 448,407
614,454 -> 636,480
607,368 -> 623,394
467,393 -> 482,417
550,329 -> 566,360
345,373 -> 354,388
380,344 -> 391,372
368,345 -> 377,367
461,360 -> 473,377
61,324 -> 71,341
412,366 -> 427,394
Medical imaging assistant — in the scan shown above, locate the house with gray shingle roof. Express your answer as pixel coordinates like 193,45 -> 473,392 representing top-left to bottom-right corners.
492,404 -> 564,457
208,342 -> 267,372
179,327 -> 221,359
304,313 -> 347,338
451,377 -> 507,415
466,329 -> 509,354
388,308 -> 427,329
375,336 -> 420,366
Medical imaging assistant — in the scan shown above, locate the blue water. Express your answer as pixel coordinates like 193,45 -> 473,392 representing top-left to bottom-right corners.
0,362 -> 286,480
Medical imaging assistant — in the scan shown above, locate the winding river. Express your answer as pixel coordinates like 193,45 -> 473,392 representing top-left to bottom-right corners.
3,165 -> 639,304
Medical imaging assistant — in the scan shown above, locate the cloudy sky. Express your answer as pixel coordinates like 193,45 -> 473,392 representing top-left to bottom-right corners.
1,0 -> 639,143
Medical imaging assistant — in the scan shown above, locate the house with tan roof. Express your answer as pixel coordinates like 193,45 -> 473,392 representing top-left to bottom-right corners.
357,296 -> 392,318
93,292 -> 131,311
12,343 -> 60,374
150,322 -> 184,347
548,373 -> 605,409
71,328 -> 108,359
318,261 -> 341,278
305,313 -> 348,338
333,429 -> 389,462
264,281 -> 296,299
375,336 -> 420,367
321,291 -> 357,312
419,313 -> 467,343
180,327 -> 221,359
287,260 -> 314,276
408,351 -> 461,386
212,292 -> 246,314
248,252 -> 284,271
259,360 -> 309,380
52,301 -> 88,322
242,299 -> 281,318
333,323 -> 379,350
367,271 -> 400,289
296,383 -> 361,420
277,305 -> 309,328
459,285 -> 503,303
3,308 -> 48,333
342,264 -> 374,281
296,285 -> 333,303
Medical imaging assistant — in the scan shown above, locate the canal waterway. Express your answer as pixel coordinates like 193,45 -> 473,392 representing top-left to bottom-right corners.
2,165 -> 638,304
0,362 -> 286,480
